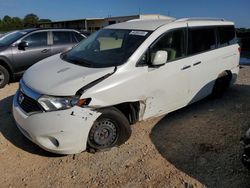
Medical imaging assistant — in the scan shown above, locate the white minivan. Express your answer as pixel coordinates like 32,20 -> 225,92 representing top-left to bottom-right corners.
13,18 -> 240,154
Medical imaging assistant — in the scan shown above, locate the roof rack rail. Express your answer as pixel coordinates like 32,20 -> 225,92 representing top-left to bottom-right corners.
176,17 -> 226,22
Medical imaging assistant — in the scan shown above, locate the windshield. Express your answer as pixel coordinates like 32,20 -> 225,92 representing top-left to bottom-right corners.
62,29 -> 151,68
0,31 -> 27,46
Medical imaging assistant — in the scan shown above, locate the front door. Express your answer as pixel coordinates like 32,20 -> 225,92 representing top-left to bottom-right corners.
143,27 -> 191,119
12,31 -> 51,74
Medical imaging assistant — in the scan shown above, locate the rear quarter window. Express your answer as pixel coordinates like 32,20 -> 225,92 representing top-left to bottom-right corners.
218,26 -> 236,47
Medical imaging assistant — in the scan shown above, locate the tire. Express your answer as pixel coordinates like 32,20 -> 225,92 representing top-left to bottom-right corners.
211,72 -> 231,98
87,107 -> 131,152
0,65 -> 10,89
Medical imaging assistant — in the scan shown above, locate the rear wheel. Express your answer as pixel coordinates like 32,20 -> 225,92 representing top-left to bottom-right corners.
211,72 -> 231,97
87,107 -> 131,152
0,65 -> 10,89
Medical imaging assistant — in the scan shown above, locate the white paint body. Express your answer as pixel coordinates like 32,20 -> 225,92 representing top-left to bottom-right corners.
12,18 -> 240,154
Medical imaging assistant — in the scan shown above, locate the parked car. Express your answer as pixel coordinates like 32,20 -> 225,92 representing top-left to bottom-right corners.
0,28 -> 86,88
13,18 -> 240,154
242,128 -> 250,170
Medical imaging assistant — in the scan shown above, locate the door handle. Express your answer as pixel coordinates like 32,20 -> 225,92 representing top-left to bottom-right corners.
181,65 -> 191,70
193,61 -> 201,66
41,49 -> 50,53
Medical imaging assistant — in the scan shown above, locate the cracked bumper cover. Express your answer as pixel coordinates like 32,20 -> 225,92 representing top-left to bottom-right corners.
12,92 -> 101,154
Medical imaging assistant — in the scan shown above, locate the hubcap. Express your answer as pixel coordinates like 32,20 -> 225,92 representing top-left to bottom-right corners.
0,71 -> 4,85
91,119 -> 118,147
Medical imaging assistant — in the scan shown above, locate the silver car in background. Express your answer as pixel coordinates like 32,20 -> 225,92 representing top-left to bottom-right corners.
0,28 -> 86,88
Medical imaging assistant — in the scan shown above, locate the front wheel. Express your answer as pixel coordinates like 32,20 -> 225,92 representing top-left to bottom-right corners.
87,107 -> 131,152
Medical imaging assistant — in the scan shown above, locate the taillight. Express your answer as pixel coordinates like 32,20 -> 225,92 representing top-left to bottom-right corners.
238,47 -> 241,53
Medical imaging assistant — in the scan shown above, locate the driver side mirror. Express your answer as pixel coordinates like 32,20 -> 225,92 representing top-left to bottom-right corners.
18,41 -> 29,51
152,50 -> 168,66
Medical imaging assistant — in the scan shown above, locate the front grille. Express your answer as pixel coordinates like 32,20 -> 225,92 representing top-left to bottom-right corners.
18,90 -> 43,114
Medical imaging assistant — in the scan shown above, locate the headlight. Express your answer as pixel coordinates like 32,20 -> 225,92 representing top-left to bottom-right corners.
38,95 -> 91,112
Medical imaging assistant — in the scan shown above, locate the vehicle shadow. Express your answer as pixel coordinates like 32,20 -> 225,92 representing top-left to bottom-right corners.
0,95 -> 62,157
150,84 -> 250,188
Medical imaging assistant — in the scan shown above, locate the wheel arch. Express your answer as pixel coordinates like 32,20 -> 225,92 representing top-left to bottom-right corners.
218,70 -> 232,80
113,101 -> 141,125
0,57 -> 13,80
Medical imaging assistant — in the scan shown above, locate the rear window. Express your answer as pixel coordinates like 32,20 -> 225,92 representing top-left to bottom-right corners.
218,26 -> 236,47
188,27 -> 216,55
53,31 -> 73,45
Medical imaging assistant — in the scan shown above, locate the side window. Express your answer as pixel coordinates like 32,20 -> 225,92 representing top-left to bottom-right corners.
188,27 -> 216,55
23,32 -> 48,47
150,29 -> 186,62
218,26 -> 236,47
53,31 -> 72,45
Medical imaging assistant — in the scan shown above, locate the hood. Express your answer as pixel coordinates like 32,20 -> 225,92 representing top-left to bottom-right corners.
23,54 -> 115,96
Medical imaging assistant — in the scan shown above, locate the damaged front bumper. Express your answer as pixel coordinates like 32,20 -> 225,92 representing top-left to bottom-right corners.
13,92 -> 101,154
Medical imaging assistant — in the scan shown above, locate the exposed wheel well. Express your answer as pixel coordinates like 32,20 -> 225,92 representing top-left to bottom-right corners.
218,70 -> 232,80
211,70 -> 233,97
220,70 -> 233,86
0,60 -> 12,81
114,101 -> 140,125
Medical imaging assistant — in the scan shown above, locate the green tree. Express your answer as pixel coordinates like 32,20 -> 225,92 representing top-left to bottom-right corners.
23,13 -> 39,27
0,13 -> 51,31
2,15 -> 12,30
3,15 -> 12,23
12,17 -> 23,29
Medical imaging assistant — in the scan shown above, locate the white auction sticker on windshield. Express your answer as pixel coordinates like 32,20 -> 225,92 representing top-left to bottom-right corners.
129,31 -> 148,36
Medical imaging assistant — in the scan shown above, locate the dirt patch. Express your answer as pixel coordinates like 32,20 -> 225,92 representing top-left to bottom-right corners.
1,67 -> 250,188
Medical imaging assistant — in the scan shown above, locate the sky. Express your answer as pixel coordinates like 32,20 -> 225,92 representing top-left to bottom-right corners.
0,0 -> 249,28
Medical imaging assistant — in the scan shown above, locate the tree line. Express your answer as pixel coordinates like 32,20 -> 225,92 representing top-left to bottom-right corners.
0,13 -> 51,32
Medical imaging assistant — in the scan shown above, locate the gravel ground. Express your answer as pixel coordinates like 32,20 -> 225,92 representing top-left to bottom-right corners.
1,66 -> 250,188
